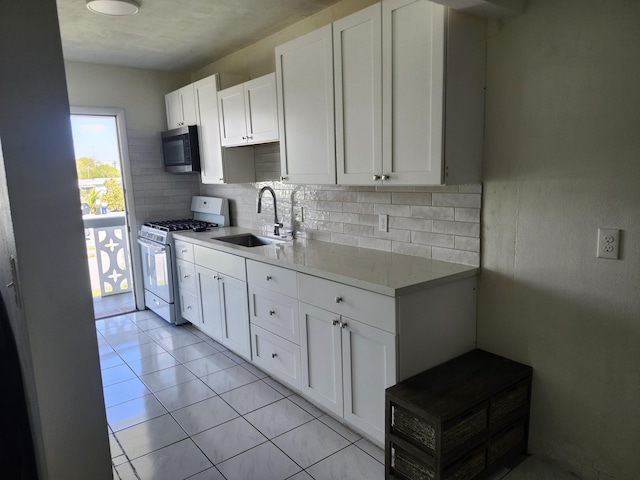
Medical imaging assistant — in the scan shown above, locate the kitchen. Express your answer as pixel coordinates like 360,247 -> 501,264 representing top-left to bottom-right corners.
1,0 -> 639,479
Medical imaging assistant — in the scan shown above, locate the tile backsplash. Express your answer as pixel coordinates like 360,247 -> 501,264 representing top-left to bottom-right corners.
128,130 -> 200,224
200,144 -> 481,267
125,138 -> 480,266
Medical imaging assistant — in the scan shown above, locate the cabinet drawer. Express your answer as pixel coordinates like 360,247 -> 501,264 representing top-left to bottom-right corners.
179,289 -> 200,323
249,285 -> 299,344
391,439 -> 486,480
488,418 -> 527,465
391,402 -> 487,455
176,259 -> 197,292
174,240 -> 195,262
194,245 -> 246,281
247,259 -> 298,296
490,380 -> 530,427
251,325 -> 302,390
297,273 -> 395,333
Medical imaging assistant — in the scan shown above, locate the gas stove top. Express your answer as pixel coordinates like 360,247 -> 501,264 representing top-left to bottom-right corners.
143,219 -> 218,232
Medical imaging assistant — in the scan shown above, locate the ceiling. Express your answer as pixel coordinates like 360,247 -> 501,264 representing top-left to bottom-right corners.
56,0 -> 342,72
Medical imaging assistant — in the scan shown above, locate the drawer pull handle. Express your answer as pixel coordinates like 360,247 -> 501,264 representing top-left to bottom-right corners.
335,296 -> 343,304
269,310 -> 276,316
271,353 -> 277,358
266,275 -> 273,281
332,319 -> 339,326
339,320 -> 348,329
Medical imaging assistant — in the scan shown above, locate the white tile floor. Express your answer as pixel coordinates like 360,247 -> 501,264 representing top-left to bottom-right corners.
100,310 -> 576,480
99,310 -> 385,480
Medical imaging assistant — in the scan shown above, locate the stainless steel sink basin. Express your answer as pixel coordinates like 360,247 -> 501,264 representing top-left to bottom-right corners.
214,233 -> 286,247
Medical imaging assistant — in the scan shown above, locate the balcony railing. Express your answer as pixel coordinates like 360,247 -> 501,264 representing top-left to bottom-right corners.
83,213 -> 132,297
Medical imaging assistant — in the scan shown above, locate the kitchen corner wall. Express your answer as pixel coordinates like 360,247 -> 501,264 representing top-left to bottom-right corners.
200,144 -> 482,267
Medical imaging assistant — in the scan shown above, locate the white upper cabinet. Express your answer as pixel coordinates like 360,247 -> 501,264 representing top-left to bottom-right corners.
165,84 -> 197,129
217,73 -> 279,147
334,4 -> 383,185
382,0 -> 485,185
192,74 -> 255,184
278,0 -> 485,186
276,24 -> 336,185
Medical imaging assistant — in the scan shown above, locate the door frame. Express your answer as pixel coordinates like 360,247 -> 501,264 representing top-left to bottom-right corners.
70,106 -> 145,311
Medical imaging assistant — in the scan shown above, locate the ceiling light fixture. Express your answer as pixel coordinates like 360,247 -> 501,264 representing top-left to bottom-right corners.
86,0 -> 139,16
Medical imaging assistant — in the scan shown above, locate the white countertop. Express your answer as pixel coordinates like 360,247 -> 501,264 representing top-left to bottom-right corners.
172,227 -> 478,297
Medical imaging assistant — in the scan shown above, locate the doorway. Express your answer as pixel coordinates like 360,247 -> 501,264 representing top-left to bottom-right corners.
70,108 -> 142,319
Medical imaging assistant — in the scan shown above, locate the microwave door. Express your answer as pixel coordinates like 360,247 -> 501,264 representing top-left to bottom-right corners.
163,137 -> 186,166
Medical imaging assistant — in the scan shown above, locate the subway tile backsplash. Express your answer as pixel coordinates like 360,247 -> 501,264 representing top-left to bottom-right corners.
199,144 -> 481,267
127,130 -> 200,224
126,138 -> 480,266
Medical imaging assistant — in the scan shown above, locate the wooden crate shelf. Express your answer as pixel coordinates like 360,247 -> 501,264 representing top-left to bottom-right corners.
386,349 -> 532,480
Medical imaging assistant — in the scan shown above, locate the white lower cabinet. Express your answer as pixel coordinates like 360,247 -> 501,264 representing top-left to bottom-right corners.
247,259 -> 302,389
192,246 -> 251,360
251,325 -> 302,389
299,302 -> 396,442
171,239 -> 477,447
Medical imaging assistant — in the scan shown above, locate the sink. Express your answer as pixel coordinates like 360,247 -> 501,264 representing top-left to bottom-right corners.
214,233 -> 287,247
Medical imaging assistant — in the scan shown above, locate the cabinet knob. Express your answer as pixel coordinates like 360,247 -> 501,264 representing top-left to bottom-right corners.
332,319 -> 339,326
266,275 -> 272,281
242,136 -> 247,140
246,135 -> 253,139
271,353 -> 278,358
183,274 -> 190,279
213,275 -> 219,280
181,249 -> 188,253
269,310 -> 276,316
186,306 -> 192,310
335,296 -> 343,304
280,176 -> 288,181
219,177 -> 224,181
339,320 -> 348,329
373,174 -> 381,181
381,174 -> 390,180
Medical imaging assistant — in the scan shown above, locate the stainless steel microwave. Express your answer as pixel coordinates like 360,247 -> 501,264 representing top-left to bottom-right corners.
161,125 -> 200,174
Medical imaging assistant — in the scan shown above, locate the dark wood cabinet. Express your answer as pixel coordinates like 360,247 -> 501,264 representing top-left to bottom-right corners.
385,349 -> 532,480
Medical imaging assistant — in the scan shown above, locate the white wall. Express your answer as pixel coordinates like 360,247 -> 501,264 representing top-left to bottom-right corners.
0,2 -> 111,478
478,0 -> 640,478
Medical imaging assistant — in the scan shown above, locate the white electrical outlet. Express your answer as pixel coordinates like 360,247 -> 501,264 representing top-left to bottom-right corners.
379,214 -> 388,232
597,228 -> 620,259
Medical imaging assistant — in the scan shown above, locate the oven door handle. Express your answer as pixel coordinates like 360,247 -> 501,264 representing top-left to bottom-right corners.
137,238 -> 167,253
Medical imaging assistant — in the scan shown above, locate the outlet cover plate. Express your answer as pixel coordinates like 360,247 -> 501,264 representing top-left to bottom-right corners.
597,228 -> 620,259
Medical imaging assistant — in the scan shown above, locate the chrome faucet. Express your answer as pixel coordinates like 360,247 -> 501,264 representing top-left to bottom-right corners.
257,186 -> 283,236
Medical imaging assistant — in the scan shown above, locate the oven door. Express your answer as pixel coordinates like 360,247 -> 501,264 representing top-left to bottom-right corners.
137,238 -> 173,304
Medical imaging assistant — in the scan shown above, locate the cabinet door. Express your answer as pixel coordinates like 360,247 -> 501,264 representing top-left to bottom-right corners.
341,317 -> 396,444
195,265 -> 223,341
218,84 -> 248,147
334,3 -> 383,185
244,73 -> 279,144
165,89 -> 183,129
194,75 -> 256,184
194,74 -> 225,184
166,85 -> 197,129
276,24 -> 336,184
382,0 -> 445,185
219,274 -> 251,360
299,303 -> 343,417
